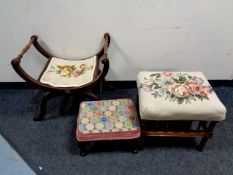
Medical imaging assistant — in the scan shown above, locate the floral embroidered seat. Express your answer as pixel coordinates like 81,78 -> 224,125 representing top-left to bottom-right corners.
40,56 -> 97,87
76,99 -> 141,155
11,33 -> 110,121
137,71 -> 226,151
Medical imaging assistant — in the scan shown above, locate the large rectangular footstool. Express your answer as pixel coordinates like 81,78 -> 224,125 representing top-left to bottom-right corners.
137,71 -> 226,151
76,99 -> 141,156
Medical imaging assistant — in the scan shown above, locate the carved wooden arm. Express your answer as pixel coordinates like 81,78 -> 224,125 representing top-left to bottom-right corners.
104,33 -> 110,57
97,33 -> 110,59
11,36 -> 37,64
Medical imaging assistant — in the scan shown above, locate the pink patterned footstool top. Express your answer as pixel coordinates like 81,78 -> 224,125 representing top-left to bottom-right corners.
76,99 -> 141,142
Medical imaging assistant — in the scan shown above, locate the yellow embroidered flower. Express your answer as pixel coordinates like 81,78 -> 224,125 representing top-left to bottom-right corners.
112,100 -> 120,106
60,65 -> 72,76
81,118 -> 89,125
104,111 -> 112,117
95,123 -> 104,130
115,122 -> 123,129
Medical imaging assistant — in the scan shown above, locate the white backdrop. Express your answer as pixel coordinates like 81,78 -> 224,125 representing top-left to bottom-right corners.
0,0 -> 233,82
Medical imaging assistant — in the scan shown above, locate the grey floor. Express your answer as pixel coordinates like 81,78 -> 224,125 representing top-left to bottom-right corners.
0,83 -> 232,175
0,134 -> 35,175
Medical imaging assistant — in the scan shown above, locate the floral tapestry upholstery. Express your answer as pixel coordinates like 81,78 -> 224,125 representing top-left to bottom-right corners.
137,71 -> 226,121
76,99 -> 141,142
40,56 -> 97,87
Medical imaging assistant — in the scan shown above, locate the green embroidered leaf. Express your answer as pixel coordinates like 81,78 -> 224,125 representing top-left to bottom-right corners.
196,95 -> 203,101
172,77 -> 179,83
177,98 -> 184,104
139,84 -> 143,89
153,83 -> 160,89
150,73 -> 160,78
171,96 -> 177,101
188,75 -> 192,80
203,96 -> 209,100
165,94 -> 170,100
179,76 -> 187,83
88,65 -> 93,70
185,98 -> 191,104
151,92 -> 158,98
80,69 -> 85,74
71,65 -> 76,71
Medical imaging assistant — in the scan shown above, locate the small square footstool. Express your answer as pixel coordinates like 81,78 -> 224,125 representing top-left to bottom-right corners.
137,71 -> 226,151
76,99 -> 141,155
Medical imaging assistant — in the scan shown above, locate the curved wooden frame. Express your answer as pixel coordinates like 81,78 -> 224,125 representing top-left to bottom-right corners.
11,33 -> 110,121
11,33 -> 110,92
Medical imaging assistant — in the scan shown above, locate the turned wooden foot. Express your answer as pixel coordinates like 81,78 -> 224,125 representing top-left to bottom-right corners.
34,92 -> 58,121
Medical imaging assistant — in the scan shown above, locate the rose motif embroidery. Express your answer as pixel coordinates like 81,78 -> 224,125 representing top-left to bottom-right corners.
140,72 -> 213,104
48,64 -> 93,78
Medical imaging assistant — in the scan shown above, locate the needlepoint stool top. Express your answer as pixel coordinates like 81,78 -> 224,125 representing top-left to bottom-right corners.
137,71 -> 226,121
40,56 -> 97,87
76,99 -> 140,142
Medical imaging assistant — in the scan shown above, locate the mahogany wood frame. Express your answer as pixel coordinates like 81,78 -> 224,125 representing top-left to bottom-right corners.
136,97 -> 218,151
140,120 -> 217,151
11,33 -> 110,121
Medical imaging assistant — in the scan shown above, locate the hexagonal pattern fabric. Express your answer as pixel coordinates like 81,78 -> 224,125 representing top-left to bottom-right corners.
76,99 -> 140,142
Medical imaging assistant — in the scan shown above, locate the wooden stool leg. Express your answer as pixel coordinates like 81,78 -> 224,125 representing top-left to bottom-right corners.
133,138 -> 144,154
132,139 -> 139,154
59,95 -> 70,115
84,92 -> 98,100
196,121 -> 217,151
34,92 -> 57,121
197,136 -> 209,151
77,141 -> 88,156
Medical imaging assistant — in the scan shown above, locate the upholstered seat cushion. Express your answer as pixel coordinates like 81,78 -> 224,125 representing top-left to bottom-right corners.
76,99 -> 140,142
137,71 -> 226,121
40,56 -> 97,87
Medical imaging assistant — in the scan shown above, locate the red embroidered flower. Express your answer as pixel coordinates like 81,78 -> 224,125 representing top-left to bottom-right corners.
79,64 -> 86,69
161,72 -> 172,76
